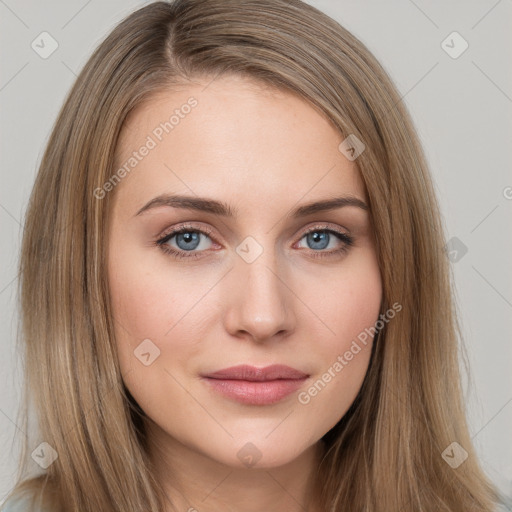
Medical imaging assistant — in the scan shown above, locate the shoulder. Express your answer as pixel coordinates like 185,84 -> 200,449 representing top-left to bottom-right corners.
1,492 -> 49,512
495,498 -> 512,512
1,495 -> 25,512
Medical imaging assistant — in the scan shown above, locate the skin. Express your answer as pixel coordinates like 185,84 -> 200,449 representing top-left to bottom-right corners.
107,74 -> 382,512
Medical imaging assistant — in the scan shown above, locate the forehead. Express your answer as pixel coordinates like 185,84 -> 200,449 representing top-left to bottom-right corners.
112,74 -> 367,213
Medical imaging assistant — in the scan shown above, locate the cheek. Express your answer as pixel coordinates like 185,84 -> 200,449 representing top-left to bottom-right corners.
108,217 -> 205,342
107,238 -> 178,371
107,253 -> 200,416
313,247 -> 382,349
295,252 -> 382,429
107,242 -> 219,392
109,268 -> 177,342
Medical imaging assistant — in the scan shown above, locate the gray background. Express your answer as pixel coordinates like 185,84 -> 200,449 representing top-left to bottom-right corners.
1,0 -> 511,505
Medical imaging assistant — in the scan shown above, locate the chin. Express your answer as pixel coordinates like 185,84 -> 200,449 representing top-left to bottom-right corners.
207,436 -> 318,470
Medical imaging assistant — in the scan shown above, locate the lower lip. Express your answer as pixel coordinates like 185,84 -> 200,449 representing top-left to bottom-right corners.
202,377 -> 307,405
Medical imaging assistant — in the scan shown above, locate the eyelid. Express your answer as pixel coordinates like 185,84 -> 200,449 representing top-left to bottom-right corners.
300,222 -> 350,237
157,221 -> 350,243
158,221 -> 214,238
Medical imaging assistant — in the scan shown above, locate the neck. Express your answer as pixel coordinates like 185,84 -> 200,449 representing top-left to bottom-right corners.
145,420 -> 326,512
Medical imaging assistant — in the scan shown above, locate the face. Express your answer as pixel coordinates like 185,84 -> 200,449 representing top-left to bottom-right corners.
107,74 -> 382,471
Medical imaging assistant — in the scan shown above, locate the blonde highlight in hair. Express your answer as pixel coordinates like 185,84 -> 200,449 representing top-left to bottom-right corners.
8,0 -> 502,510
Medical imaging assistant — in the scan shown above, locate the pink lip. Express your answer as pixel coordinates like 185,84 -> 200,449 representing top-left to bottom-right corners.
201,365 -> 309,405
203,364 -> 308,381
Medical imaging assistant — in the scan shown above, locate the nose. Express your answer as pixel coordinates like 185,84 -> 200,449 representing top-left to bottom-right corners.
223,249 -> 296,343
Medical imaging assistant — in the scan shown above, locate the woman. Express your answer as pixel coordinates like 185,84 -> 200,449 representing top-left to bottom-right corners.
2,0 -> 507,510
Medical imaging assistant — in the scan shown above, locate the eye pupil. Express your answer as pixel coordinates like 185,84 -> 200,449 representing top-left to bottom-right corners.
308,231 -> 329,250
177,231 -> 200,250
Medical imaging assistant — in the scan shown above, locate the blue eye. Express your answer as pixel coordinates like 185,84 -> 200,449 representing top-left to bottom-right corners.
296,226 -> 354,259
156,224 -> 215,260
156,224 -> 354,260
170,231 -> 202,251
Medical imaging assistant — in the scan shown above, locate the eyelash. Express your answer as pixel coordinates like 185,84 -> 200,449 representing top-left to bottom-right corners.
155,223 -> 354,261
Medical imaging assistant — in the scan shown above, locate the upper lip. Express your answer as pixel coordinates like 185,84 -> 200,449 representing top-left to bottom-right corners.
202,364 -> 309,381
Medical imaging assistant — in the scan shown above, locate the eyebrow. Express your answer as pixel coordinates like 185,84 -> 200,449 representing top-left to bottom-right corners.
134,194 -> 368,218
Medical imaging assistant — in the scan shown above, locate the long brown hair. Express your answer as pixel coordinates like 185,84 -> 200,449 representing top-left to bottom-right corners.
7,0 -> 503,510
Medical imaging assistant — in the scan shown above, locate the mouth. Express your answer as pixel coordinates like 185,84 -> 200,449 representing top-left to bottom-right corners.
200,364 -> 309,405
